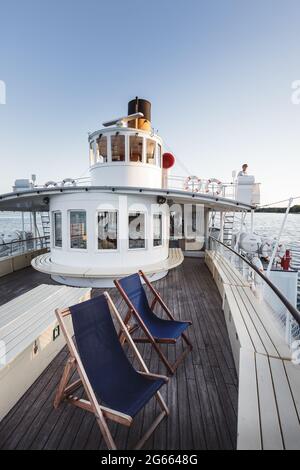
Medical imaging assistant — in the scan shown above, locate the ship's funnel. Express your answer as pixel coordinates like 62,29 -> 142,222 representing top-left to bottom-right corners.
128,97 -> 151,131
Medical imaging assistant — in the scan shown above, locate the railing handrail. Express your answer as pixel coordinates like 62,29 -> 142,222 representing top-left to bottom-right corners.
0,235 -> 50,247
209,235 -> 300,326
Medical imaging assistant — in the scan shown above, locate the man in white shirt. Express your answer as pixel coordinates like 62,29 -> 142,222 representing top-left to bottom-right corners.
238,163 -> 248,177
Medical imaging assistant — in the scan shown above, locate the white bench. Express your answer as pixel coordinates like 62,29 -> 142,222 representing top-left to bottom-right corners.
32,248 -> 184,279
223,284 -> 290,371
206,250 -> 300,450
205,250 -> 250,300
0,284 -> 90,421
238,349 -> 300,450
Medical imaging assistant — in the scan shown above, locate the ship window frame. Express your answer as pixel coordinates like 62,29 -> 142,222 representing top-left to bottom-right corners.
69,210 -> 88,251
111,134 -> 126,162
96,134 -> 108,163
129,134 -> 144,163
153,213 -> 163,247
53,211 -> 62,249
128,211 -> 147,250
146,138 -> 156,165
97,210 -> 118,251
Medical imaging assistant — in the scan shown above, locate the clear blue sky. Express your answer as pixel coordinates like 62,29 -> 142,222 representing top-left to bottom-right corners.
0,0 -> 300,204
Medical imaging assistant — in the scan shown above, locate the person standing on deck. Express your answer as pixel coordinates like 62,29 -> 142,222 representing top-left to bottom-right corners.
238,163 -> 248,176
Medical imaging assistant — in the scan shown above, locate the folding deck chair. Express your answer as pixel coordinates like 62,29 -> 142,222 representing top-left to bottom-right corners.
114,270 -> 192,375
54,292 -> 169,450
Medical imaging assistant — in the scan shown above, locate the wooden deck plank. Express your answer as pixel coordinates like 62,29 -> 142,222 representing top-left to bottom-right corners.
0,258 -> 238,450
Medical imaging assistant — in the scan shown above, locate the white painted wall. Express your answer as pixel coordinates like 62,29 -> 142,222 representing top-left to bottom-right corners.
50,192 -> 169,270
90,163 -> 162,189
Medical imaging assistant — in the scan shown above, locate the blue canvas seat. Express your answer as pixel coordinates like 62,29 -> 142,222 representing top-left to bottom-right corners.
114,271 -> 192,375
70,295 -> 165,417
54,292 -> 169,450
118,273 -> 190,340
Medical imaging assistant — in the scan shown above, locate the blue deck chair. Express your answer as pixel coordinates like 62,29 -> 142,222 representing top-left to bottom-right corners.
54,292 -> 169,450
114,270 -> 192,375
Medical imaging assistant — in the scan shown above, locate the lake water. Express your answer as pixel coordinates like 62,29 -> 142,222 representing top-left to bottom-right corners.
0,212 -> 43,237
0,211 -> 300,244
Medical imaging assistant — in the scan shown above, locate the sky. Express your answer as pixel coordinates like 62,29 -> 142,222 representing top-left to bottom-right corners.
0,0 -> 300,205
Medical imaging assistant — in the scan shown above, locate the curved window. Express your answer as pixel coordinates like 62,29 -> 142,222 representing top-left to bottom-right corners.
130,135 -> 143,162
129,212 -> 146,249
111,135 -> 125,162
146,139 -> 156,165
96,135 -> 108,163
153,214 -> 163,247
98,211 -> 118,250
70,211 -> 87,249
53,211 -> 62,248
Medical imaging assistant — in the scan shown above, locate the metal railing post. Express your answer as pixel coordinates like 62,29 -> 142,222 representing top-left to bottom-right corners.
266,198 -> 293,277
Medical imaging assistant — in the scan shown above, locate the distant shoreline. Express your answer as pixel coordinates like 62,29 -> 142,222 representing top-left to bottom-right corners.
256,205 -> 300,214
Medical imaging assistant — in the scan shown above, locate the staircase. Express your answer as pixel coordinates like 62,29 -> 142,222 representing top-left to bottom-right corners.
223,213 -> 235,246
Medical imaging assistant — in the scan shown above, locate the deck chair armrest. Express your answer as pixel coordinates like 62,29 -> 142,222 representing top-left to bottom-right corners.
137,371 -> 169,383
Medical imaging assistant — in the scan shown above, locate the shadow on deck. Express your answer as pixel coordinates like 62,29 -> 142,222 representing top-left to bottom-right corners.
0,258 -> 238,450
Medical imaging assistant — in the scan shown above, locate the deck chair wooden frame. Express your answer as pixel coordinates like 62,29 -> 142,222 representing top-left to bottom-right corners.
54,292 -> 169,450
114,270 -> 193,375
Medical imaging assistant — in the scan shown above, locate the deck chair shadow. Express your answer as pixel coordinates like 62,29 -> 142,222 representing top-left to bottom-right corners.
114,270 -> 192,375
54,292 -> 169,450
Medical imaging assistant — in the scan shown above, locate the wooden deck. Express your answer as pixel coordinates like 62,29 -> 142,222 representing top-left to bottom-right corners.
0,258 -> 238,450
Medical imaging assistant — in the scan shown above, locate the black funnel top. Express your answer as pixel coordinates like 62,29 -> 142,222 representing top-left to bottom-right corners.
128,97 -> 151,122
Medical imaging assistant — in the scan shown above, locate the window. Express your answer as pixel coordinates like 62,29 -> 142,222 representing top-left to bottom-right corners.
128,212 -> 146,249
70,211 -> 87,249
89,142 -> 95,165
96,135 -> 108,163
97,211 -> 118,250
111,134 -> 125,162
146,139 -> 156,165
157,144 -> 162,167
153,214 -> 163,247
130,135 -> 143,162
53,211 -> 62,248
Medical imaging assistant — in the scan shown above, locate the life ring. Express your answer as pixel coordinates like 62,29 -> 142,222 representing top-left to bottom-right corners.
183,176 -> 202,192
44,181 -> 58,188
205,178 -> 223,195
61,178 -> 76,187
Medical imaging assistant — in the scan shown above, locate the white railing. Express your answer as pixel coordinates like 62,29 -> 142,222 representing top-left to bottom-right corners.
210,236 -> 300,349
0,236 -> 50,259
27,175 -> 240,202
167,175 -> 236,199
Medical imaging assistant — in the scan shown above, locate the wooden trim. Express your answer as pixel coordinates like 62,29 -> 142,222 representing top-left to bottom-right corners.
64,378 -> 82,396
133,337 -> 177,344
134,410 -> 167,450
53,356 -> 75,409
138,371 -> 169,381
